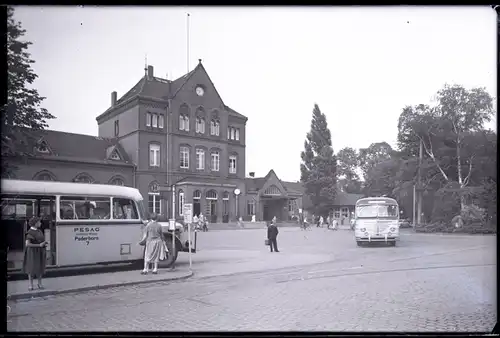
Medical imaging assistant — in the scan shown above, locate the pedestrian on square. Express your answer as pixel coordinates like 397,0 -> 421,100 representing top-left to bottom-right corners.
23,216 -> 47,291
140,213 -> 167,275
267,221 -> 279,252
332,218 -> 338,231
326,215 -> 331,229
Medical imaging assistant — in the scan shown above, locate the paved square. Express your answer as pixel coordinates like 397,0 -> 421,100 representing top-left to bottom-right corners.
8,228 -> 496,332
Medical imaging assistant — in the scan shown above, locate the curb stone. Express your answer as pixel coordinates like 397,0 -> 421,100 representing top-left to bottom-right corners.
8,270 -> 194,301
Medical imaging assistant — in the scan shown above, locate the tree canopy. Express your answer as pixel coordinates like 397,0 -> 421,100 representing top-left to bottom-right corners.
303,84 -> 496,230
300,104 -> 337,216
3,6 -> 55,177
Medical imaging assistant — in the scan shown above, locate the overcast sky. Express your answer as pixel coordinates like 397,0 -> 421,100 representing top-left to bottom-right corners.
13,6 -> 497,182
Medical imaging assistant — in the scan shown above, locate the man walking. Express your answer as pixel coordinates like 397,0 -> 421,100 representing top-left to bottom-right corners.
267,221 -> 279,252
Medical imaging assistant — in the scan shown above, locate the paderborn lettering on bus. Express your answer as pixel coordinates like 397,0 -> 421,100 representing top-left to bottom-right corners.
74,227 -> 100,245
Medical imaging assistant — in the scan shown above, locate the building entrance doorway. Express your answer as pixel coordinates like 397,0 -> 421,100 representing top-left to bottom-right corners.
193,190 -> 201,217
205,190 -> 218,223
262,198 -> 284,222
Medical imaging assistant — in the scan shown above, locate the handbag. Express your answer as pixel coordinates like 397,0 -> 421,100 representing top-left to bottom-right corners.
138,233 -> 147,246
159,241 -> 168,261
264,239 -> 269,246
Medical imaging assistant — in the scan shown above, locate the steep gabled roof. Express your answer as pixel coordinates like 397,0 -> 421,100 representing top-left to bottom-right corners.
334,192 -> 364,206
115,76 -> 147,106
97,61 -> 248,123
12,129 -> 131,165
225,105 -> 248,122
281,181 -> 304,195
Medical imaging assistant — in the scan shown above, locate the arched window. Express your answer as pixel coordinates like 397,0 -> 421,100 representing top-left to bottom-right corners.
210,119 -> 220,136
193,190 -> 201,200
178,189 -> 185,216
206,190 -> 218,200
148,182 -> 161,215
33,171 -> 56,181
109,177 -> 125,186
222,191 -> 230,218
196,117 -> 205,134
73,173 -> 94,184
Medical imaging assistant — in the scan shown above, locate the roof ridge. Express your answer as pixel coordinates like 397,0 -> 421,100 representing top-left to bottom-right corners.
171,66 -> 199,100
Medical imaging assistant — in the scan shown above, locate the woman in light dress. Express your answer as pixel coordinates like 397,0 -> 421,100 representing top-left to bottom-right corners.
140,213 -> 167,275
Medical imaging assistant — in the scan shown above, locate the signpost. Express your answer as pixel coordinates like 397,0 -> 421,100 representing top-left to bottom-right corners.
183,203 -> 193,270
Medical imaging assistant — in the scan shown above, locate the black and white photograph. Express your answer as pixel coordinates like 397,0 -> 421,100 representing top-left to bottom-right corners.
4,5 -> 497,332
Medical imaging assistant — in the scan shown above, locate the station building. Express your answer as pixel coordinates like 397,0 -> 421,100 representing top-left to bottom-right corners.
6,61 -> 305,223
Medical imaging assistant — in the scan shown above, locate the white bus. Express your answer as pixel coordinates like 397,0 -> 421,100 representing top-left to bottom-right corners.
2,179 -> 195,271
354,197 -> 400,246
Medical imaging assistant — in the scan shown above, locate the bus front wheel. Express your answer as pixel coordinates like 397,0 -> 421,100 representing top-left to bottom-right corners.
356,241 -> 363,247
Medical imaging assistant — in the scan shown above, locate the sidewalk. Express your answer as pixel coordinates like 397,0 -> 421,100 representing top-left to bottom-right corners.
8,267 -> 193,301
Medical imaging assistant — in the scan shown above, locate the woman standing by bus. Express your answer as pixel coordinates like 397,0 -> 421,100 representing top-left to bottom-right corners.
23,217 -> 47,291
140,213 -> 167,275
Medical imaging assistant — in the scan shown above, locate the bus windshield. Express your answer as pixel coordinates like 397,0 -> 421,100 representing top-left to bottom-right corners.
356,204 -> 398,218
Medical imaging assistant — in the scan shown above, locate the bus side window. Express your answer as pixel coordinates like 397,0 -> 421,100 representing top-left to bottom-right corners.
113,198 -> 138,220
60,196 -> 111,220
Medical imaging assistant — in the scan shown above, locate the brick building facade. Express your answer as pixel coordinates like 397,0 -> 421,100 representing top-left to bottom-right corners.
7,61 -> 307,223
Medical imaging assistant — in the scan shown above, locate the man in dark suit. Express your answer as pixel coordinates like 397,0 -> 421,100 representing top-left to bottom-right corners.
267,221 -> 279,252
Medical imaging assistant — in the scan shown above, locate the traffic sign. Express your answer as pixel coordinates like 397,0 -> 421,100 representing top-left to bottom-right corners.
183,203 -> 193,224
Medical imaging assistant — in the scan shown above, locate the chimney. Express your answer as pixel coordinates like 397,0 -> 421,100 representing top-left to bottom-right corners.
249,172 -> 255,178
147,65 -> 154,80
111,91 -> 117,106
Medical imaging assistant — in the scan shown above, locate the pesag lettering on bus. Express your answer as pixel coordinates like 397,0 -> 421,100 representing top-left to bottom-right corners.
74,227 -> 100,233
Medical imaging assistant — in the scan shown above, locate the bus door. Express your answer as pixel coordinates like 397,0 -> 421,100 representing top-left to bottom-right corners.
38,197 -> 57,266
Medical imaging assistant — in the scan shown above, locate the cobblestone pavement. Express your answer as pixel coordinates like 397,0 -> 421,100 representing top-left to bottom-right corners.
8,228 -> 496,332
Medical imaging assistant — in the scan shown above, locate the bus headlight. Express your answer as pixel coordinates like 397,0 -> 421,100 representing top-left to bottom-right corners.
390,227 -> 395,232
364,232 -> 369,236
360,228 -> 366,232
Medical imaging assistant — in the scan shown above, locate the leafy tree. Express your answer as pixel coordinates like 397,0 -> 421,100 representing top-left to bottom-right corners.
300,104 -> 337,216
2,6 -> 55,177
358,142 -> 393,180
337,147 -> 362,194
397,85 -> 494,212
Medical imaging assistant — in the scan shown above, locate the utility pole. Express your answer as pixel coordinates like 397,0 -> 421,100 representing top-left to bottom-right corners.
412,184 -> 416,226
186,13 -> 190,74
416,139 -> 423,225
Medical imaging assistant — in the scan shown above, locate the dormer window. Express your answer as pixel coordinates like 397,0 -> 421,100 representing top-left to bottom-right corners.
36,141 -> 50,154
110,151 -> 121,161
